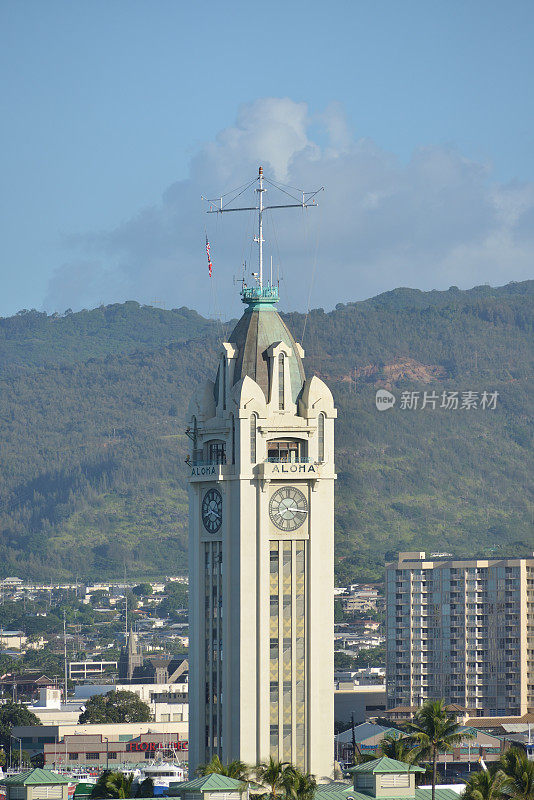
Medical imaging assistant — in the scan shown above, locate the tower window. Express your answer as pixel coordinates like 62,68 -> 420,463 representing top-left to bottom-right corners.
231,414 -> 235,464
318,413 -> 325,462
267,439 -> 306,462
250,413 -> 257,463
278,354 -> 285,410
207,440 -> 226,464
222,356 -> 227,410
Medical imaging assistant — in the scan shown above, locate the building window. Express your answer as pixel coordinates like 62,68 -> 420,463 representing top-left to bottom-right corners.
108,752 -> 117,759
192,415 -> 198,449
278,354 -> 285,410
222,357 -> 227,410
207,440 -> 226,464
267,439 -> 305,462
250,414 -> 257,463
68,753 -> 78,760
318,413 -> 325,462
381,774 -> 410,788
231,414 -> 235,464
86,752 -> 100,760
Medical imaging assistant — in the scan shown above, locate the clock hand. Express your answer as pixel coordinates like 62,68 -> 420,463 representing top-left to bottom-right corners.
283,507 -> 306,513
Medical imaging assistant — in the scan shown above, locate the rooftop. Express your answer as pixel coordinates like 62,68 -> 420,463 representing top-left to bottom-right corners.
168,774 -> 245,794
315,787 -> 460,800
349,757 -> 426,775
0,769 -> 70,786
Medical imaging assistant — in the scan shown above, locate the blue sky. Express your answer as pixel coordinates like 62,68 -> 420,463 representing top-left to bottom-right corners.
1,0 -> 533,319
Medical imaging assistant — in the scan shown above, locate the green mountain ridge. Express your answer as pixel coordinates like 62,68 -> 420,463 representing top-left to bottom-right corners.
0,280 -> 532,582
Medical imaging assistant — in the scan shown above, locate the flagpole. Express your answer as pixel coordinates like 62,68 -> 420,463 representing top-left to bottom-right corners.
257,166 -> 264,288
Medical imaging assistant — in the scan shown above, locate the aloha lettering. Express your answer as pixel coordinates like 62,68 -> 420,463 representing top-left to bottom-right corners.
272,464 -> 316,474
191,466 -> 216,476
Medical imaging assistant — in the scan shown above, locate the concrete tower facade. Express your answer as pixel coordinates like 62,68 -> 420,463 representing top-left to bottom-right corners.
187,285 -> 336,778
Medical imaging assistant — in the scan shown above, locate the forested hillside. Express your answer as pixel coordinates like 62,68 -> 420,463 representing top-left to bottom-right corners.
0,282 -> 532,582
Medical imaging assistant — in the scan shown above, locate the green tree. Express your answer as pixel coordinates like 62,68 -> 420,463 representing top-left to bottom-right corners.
0,703 -> 41,753
379,733 -> 419,764
79,691 -> 151,724
91,771 -> 134,799
132,583 -> 152,597
404,700 -> 469,800
256,757 -> 289,800
462,769 -> 504,800
196,754 -> 250,780
333,652 -> 357,671
134,778 -> 154,798
280,767 -> 317,800
498,748 -> 534,800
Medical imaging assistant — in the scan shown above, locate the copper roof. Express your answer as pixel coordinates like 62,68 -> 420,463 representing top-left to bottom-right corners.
227,306 -> 305,403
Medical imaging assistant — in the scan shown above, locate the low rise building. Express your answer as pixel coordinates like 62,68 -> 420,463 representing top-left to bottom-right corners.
316,756 -> 457,800
72,680 -> 189,723
42,730 -> 188,769
0,631 -> 27,650
0,672 -> 56,701
334,684 -> 387,725
168,775 -> 245,799
0,769 -> 69,800
13,721 -> 188,763
334,722 -> 400,764
68,661 -> 118,681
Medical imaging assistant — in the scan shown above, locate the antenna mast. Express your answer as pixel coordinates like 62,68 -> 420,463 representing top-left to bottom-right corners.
204,167 -> 322,293
256,166 -> 265,287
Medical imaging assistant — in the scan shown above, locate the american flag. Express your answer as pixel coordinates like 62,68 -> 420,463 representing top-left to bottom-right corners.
205,235 -> 213,277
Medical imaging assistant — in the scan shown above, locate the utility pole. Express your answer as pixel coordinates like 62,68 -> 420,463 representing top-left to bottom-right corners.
351,712 -> 357,766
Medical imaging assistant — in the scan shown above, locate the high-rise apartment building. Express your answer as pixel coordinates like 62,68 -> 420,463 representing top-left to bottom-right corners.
187,283 -> 336,777
386,552 -> 534,716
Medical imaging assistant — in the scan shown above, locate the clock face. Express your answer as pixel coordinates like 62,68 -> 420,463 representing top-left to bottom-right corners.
269,486 -> 308,532
202,488 -> 222,533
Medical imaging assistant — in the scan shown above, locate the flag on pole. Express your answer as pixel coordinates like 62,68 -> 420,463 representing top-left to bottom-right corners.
205,235 -> 213,277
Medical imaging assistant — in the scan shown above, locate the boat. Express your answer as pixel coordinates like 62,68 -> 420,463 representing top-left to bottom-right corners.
132,750 -> 185,796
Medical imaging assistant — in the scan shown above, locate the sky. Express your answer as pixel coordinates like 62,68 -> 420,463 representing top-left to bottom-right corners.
1,0 -> 534,320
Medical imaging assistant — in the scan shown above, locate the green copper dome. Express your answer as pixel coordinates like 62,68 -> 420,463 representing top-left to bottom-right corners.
228,300 -> 305,404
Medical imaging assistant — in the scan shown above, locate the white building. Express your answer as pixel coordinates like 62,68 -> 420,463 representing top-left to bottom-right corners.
187,278 -> 336,778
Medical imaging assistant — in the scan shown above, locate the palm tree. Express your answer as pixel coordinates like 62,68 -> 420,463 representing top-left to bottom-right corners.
498,748 -> 534,800
196,755 -> 250,780
280,767 -> 317,800
462,769 -> 504,800
256,757 -> 290,800
379,733 -> 419,764
91,771 -> 135,799
404,700 -> 469,800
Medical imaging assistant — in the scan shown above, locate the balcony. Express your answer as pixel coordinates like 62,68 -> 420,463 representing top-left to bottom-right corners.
189,461 -> 235,482
256,460 -> 326,481
265,456 -> 312,463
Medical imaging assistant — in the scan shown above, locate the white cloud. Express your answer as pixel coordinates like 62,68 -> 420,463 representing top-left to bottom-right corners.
44,98 -> 534,316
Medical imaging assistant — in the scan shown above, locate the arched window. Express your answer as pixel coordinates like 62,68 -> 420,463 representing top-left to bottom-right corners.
318,413 -> 325,462
231,413 -> 235,465
250,413 -> 257,463
191,415 -> 199,462
222,357 -> 227,410
278,354 -> 285,410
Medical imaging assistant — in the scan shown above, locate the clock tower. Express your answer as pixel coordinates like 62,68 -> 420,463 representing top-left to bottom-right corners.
187,168 -> 336,779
